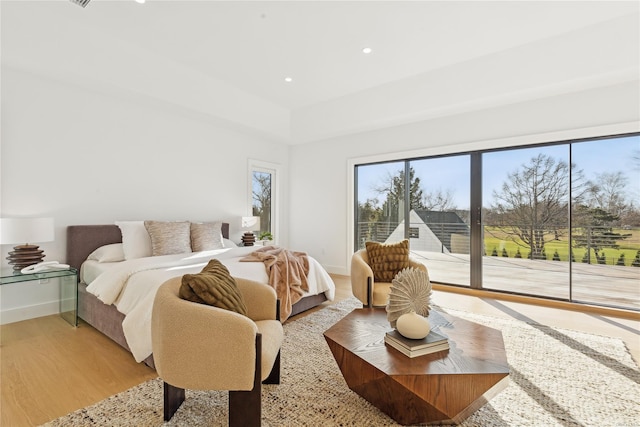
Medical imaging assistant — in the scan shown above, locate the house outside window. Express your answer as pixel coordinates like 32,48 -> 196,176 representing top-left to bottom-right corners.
409,227 -> 419,238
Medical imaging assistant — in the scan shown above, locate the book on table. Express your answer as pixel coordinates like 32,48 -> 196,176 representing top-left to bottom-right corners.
384,329 -> 449,358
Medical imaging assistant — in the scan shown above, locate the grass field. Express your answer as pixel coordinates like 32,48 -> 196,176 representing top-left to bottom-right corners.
483,227 -> 640,266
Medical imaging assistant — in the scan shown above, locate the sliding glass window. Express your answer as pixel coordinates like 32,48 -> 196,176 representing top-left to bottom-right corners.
570,136 -> 640,308
408,156 -> 470,286
483,145 -> 570,299
355,161 -> 406,249
354,133 -> 639,311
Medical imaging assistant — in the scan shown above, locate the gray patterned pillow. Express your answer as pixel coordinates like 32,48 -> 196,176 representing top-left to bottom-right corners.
190,221 -> 224,251
144,221 -> 192,256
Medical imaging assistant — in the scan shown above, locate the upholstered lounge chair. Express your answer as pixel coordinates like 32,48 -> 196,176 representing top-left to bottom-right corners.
151,276 -> 284,426
351,248 -> 428,307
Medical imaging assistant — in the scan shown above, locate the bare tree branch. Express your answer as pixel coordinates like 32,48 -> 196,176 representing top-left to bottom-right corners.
492,153 -> 569,257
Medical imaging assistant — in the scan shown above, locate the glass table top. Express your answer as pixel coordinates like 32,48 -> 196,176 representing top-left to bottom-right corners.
0,267 -> 78,285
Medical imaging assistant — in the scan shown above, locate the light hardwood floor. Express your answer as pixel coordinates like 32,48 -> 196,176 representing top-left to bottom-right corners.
1,275 -> 638,426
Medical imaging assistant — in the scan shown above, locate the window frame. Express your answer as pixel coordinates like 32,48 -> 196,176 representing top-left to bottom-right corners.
349,130 -> 639,311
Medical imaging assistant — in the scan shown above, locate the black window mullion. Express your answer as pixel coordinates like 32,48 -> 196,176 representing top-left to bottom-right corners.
470,153 -> 483,289
404,161 -> 411,240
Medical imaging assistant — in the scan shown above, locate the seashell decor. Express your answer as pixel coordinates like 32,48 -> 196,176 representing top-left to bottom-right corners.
385,267 -> 431,328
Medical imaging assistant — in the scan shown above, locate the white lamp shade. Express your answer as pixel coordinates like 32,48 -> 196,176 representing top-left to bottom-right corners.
241,216 -> 261,231
0,218 -> 54,245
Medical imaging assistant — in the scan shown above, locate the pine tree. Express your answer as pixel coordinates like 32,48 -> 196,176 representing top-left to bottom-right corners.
581,251 -> 589,263
573,207 -> 631,262
540,247 -> 547,260
597,252 -> 606,265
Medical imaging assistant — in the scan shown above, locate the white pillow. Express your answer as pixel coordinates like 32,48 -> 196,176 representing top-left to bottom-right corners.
223,238 -> 238,248
115,221 -> 153,260
87,243 -> 125,263
190,221 -> 224,251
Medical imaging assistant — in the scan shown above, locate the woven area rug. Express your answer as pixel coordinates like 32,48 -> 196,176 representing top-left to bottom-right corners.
43,297 -> 639,427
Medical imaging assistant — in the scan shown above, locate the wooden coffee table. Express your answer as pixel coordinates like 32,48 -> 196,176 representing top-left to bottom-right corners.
323,308 -> 509,425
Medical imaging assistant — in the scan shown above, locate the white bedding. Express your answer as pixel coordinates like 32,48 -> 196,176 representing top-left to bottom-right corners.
84,246 -> 335,362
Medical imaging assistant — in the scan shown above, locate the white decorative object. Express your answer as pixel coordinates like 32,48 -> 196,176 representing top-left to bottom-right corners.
396,311 -> 431,339
385,267 -> 431,328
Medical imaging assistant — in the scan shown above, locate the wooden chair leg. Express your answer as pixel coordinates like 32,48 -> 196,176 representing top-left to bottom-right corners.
229,334 -> 262,427
163,382 -> 185,421
263,349 -> 280,385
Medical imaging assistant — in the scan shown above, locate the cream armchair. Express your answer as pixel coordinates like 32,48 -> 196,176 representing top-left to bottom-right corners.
151,276 -> 284,426
351,249 -> 428,307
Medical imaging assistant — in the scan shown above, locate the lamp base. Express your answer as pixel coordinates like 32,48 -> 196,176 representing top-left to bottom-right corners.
241,232 -> 256,246
7,244 -> 45,271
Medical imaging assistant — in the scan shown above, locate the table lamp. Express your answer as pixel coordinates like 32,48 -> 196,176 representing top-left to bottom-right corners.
241,216 -> 261,246
0,218 -> 54,271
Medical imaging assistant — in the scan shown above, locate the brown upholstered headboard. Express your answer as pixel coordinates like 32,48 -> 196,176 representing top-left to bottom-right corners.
66,223 -> 230,271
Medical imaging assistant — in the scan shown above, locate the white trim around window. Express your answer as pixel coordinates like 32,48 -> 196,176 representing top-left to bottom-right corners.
248,159 -> 281,245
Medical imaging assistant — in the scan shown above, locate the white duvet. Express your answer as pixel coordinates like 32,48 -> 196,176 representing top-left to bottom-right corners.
85,246 -> 335,362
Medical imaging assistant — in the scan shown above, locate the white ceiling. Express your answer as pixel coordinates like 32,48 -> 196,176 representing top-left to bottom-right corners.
2,1 -> 639,143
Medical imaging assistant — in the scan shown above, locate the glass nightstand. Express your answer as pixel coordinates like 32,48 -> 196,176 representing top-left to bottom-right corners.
0,267 -> 78,326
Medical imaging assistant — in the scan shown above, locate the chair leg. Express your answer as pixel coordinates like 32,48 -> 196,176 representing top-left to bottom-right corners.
229,334 -> 262,427
263,349 -> 280,385
163,382 -> 185,421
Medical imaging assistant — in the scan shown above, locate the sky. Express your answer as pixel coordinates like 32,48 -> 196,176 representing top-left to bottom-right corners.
357,135 -> 640,210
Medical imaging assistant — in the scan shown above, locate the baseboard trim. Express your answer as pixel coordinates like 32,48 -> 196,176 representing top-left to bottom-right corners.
0,301 -> 59,325
324,265 -> 348,276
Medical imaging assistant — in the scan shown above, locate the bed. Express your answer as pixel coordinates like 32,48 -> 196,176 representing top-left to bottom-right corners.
66,223 -> 334,368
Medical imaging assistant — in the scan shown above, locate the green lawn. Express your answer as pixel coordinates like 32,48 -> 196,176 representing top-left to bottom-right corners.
483,227 -> 640,266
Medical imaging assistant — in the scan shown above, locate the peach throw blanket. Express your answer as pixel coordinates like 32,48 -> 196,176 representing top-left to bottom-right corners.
240,246 -> 309,321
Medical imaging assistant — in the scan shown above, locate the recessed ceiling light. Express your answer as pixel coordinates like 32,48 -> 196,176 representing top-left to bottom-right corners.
135,0 -> 145,4
284,77 -> 293,83
362,47 -> 373,54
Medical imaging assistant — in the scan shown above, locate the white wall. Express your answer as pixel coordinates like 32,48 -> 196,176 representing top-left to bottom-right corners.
0,67 -> 289,323
288,81 -> 640,275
